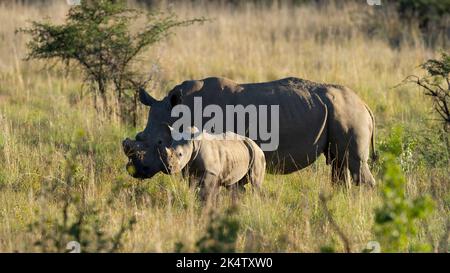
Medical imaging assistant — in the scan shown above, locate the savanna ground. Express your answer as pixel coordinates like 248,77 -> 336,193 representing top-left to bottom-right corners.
0,0 -> 449,252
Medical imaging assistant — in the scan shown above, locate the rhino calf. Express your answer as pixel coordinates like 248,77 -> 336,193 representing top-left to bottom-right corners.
160,127 -> 266,202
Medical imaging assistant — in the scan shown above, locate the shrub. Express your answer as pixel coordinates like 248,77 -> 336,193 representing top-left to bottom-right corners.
195,207 -> 240,253
26,129 -> 136,252
378,125 -> 416,172
402,52 -> 450,163
19,0 -> 205,126
29,196 -> 136,253
379,123 -> 449,172
406,53 -> 450,129
374,153 -> 434,252
176,206 -> 240,253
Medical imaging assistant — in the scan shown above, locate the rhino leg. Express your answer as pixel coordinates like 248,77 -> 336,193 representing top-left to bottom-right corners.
226,180 -> 247,204
198,171 -> 220,205
323,86 -> 376,187
327,143 -> 349,186
249,176 -> 261,192
226,179 -> 247,193
348,157 -> 376,187
247,146 -> 265,192
330,155 -> 350,186
345,122 -> 376,187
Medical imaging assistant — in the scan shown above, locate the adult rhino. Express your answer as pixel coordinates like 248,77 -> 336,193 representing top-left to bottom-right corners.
122,77 -> 376,186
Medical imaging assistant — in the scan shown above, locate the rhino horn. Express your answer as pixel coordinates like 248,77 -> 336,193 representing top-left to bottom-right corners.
122,138 -> 135,156
189,126 -> 200,134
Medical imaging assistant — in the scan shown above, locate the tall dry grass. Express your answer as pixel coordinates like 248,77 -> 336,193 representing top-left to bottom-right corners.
0,0 -> 448,252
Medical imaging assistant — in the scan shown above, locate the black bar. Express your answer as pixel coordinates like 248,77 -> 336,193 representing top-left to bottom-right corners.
0,253 -> 445,272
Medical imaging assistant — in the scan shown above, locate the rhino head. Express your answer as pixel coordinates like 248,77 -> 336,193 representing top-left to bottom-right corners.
159,126 -> 199,175
161,143 -> 192,175
122,87 -> 182,179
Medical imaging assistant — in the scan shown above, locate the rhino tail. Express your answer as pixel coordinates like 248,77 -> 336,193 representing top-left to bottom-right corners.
242,138 -> 256,182
365,104 -> 378,162
312,94 -> 328,145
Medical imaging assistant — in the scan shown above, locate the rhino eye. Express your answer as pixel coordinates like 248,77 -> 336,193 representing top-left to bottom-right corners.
178,152 -> 182,157
157,140 -> 162,145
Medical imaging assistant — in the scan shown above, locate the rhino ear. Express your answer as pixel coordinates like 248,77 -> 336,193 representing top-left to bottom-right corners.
139,88 -> 158,106
169,89 -> 183,108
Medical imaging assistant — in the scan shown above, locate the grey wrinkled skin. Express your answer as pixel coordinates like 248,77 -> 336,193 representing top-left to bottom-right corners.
160,130 -> 266,202
122,77 -> 376,186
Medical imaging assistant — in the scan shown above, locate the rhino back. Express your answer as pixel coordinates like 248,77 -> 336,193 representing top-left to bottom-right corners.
190,135 -> 252,186
167,77 -> 336,173
169,77 -> 329,128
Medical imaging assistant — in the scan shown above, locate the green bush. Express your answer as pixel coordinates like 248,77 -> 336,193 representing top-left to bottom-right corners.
405,52 -> 450,166
176,206 -> 240,253
378,125 -> 415,172
29,198 -> 136,253
19,0 -> 205,126
416,53 -> 450,129
26,131 -> 136,253
379,124 -> 449,172
196,207 -> 240,253
403,52 -> 450,163
374,153 -> 434,252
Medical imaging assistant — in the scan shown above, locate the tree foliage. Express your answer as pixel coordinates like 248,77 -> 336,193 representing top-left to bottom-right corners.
405,53 -> 450,131
19,0 -> 206,125
374,153 -> 434,252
